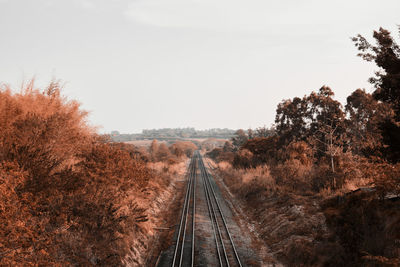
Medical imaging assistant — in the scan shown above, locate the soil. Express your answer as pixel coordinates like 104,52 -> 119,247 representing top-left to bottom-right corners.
144,168 -> 190,266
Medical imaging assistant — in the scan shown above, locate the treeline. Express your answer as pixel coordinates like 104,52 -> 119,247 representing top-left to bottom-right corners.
138,139 -> 198,164
209,27 -> 400,196
110,127 -> 235,142
0,82 -> 184,265
207,27 -> 400,266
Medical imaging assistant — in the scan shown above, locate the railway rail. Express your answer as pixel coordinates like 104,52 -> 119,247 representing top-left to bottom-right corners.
171,154 -> 196,267
170,151 -> 242,267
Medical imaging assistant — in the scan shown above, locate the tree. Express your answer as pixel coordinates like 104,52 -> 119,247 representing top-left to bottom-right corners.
231,129 -> 248,150
255,126 -> 275,138
240,136 -> 279,166
352,26 -> 400,162
222,141 -> 234,152
308,120 -> 343,176
247,128 -> 255,140
275,86 -> 346,157
307,86 -> 345,139
345,89 -> 392,157
169,141 -> 197,158
156,143 -> 171,162
149,139 -> 159,161
275,96 -> 309,146
275,86 -> 347,182
307,87 -> 346,167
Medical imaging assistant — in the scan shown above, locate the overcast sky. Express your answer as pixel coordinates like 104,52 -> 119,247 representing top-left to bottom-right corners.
0,0 -> 399,133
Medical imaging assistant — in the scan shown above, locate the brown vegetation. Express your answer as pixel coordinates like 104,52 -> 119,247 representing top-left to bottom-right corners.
0,82 -> 188,266
207,26 -> 400,266
147,139 -> 197,164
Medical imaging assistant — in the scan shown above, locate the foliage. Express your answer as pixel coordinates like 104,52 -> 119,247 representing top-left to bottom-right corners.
345,89 -> 392,158
275,86 -> 346,158
232,137 -> 278,168
231,129 -> 248,150
353,26 -> 400,162
169,141 -> 198,158
148,139 -> 197,163
0,82 -> 153,266
205,25 -> 400,267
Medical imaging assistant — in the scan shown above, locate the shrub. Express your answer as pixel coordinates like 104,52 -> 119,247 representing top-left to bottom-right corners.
232,149 -> 254,169
0,82 -> 153,266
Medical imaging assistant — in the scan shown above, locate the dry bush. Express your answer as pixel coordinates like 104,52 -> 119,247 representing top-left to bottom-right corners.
236,136 -> 279,167
156,143 -> 172,162
206,147 -> 234,164
216,161 -> 277,199
239,165 -> 277,198
232,149 -> 254,169
214,161 -> 243,194
360,161 -> 400,197
311,153 -> 395,195
206,147 -> 222,161
270,141 -> 314,192
213,158 -> 340,267
0,82 -> 91,179
272,159 -> 312,192
169,141 -> 197,158
0,161 -> 63,265
278,141 -> 313,165
0,82 -> 157,266
215,161 -> 230,171
217,151 -> 235,163
113,142 -> 151,162
147,140 -> 195,164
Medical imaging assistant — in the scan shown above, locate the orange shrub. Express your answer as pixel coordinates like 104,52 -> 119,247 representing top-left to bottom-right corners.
0,82 -> 154,265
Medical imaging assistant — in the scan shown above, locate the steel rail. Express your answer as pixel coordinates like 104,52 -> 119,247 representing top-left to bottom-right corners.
191,156 -> 196,267
178,160 -> 193,267
200,156 -> 230,266
171,156 -> 196,267
201,156 -> 242,267
171,156 -> 192,266
199,154 -> 242,267
199,152 -> 225,266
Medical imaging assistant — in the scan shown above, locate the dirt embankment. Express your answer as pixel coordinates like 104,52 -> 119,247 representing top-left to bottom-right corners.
322,190 -> 400,266
212,162 -> 400,266
123,161 -> 189,267
215,173 -> 336,266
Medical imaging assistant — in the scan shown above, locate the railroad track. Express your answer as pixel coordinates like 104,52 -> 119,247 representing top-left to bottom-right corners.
198,153 -> 242,267
171,154 -> 196,267
170,151 -> 242,267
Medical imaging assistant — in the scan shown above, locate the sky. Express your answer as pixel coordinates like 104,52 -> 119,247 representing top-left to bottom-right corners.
0,0 -> 399,133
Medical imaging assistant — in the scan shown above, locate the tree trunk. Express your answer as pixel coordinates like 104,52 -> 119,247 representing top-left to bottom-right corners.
331,155 -> 336,188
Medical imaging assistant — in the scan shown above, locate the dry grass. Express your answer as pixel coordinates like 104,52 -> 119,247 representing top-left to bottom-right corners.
0,82 -> 184,266
147,160 -> 188,177
210,153 -> 400,266
211,159 -> 338,266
